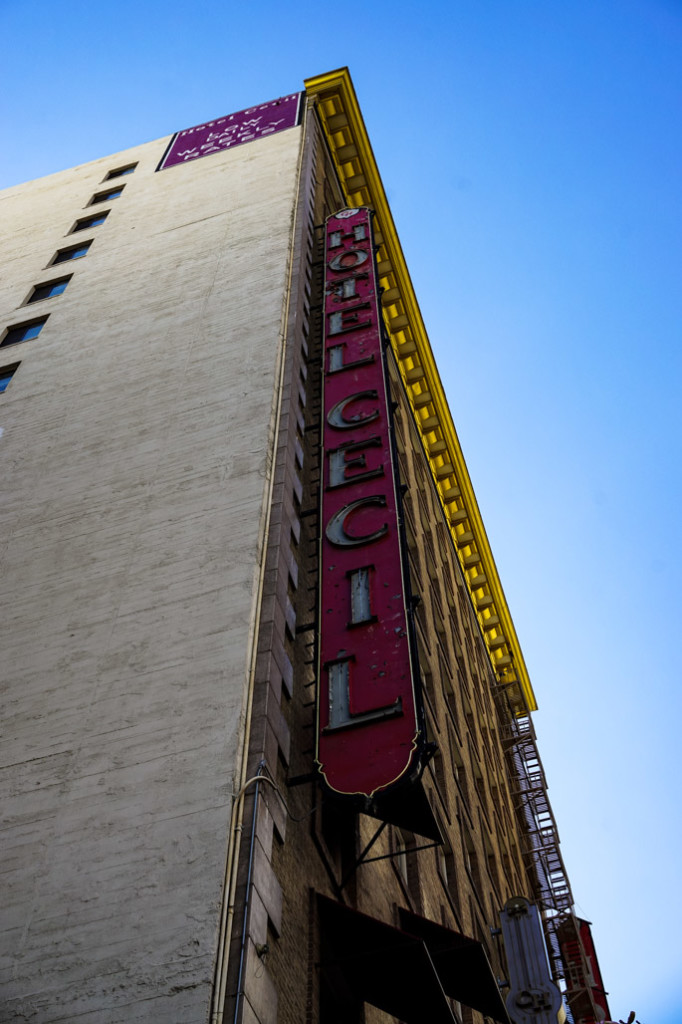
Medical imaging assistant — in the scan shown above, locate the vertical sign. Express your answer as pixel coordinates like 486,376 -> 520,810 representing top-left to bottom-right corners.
499,897 -> 563,1024
316,207 -> 421,798
558,917 -> 611,1023
158,93 -> 302,170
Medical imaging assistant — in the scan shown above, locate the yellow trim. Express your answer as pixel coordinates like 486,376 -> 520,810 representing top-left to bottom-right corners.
305,68 -> 537,712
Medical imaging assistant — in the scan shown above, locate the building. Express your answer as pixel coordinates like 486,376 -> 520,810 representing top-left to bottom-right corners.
0,69 -> 608,1024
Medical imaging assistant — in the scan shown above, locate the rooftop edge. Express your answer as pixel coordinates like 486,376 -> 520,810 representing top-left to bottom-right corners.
305,68 -> 537,713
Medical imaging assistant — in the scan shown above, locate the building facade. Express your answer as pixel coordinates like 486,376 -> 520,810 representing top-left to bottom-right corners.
0,70 -> 607,1024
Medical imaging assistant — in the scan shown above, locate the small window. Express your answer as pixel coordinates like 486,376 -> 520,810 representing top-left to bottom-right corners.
0,362 -> 20,393
90,186 -> 124,205
2,317 -> 48,347
71,211 -> 109,232
51,241 -> 92,264
105,163 -> 136,180
27,277 -> 71,303
393,829 -> 409,887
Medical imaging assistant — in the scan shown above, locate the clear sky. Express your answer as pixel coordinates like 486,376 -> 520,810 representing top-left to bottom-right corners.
2,1 -> 680,1021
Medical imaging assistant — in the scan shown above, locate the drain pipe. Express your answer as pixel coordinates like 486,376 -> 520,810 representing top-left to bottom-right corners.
211,769 -> 277,1024
211,95 -> 310,1024
232,763 -> 266,1024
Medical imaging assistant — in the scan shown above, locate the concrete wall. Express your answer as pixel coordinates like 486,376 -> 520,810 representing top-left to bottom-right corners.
0,122 -> 302,1022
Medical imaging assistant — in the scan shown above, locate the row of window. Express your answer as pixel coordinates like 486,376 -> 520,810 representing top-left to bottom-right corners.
0,162 -> 138,383
72,164 -> 135,226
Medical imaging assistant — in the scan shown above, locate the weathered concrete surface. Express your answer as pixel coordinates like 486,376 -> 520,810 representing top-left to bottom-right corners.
0,123 -> 302,1021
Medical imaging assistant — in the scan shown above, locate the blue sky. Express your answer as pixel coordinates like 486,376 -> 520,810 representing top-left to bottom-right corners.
3,1 -> 680,1020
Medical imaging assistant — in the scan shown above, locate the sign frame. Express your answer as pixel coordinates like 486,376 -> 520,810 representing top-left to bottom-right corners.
316,206 -> 424,800
157,93 -> 302,171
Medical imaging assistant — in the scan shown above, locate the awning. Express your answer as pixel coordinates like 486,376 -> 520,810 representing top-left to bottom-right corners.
399,908 -> 511,1023
364,776 -> 444,842
318,896 -> 510,1024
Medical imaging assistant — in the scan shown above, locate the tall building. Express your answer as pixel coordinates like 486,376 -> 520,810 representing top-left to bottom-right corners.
0,70 -> 608,1024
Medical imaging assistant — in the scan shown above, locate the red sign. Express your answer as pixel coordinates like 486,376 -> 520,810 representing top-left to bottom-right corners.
316,208 -> 420,798
158,93 -> 302,170
559,917 -> 611,1023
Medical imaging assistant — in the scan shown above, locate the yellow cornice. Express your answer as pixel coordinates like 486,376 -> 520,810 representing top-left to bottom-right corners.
305,68 -> 537,713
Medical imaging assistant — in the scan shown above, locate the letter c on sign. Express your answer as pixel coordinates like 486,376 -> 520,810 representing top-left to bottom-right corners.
325,496 -> 388,547
327,390 -> 380,430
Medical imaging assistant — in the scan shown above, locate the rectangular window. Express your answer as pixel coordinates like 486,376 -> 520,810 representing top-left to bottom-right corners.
2,317 -> 48,347
51,241 -> 92,264
0,362 -> 20,393
105,163 -> 136,179
393,829 -> 409,886
27,277 -> 71,303
71,212 -> 109,232
90,186 -> 124,204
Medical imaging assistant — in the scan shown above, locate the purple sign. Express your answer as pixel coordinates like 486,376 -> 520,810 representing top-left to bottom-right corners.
158,93 -> 302,170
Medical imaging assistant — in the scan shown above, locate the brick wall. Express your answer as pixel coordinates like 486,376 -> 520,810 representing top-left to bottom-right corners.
230,104 -> 536,1024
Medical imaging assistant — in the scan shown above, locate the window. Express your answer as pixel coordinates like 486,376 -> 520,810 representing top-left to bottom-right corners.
437,842 -> 460,915
463,829 -> 482,892
2,318 -> 48,347
27,277 -> 71,303
392,829 -> 409,887
90,186 -> 124,204
71,212 -> 109,232
105,163 -> 137,179
0,362 -> 20,392
51,241 -> 92,264
437,843 -> 450,885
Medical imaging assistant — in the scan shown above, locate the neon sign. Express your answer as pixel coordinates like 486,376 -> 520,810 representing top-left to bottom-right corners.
316,207 -> 421,798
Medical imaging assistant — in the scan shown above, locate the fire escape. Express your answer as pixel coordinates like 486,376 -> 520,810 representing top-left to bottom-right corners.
492,678 -> 574,993
491,677 -> 611,1023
